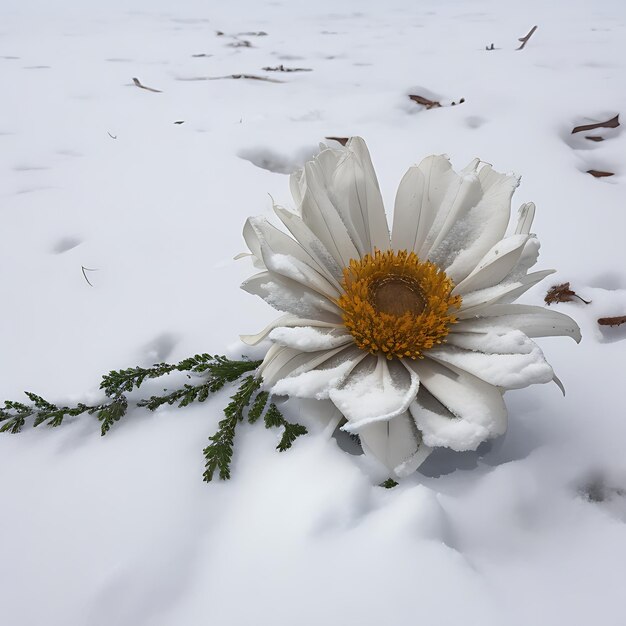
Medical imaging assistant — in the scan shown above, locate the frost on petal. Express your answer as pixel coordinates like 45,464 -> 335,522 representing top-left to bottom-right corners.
457,269 -> 555,317
273,204 -> 344,283
269,326 -> 353,352
453,234 -> 529,295
259,344 -> 352,388
358,412 -> 432,477
241,315 -> 342,346
426,334 -> 554,390
407,359 -> 507,451
249,216 -> 341,298
241,271 -> 342,321
271,346 -> 367,399
453,304 -> 581,343
333,356 -> 420,430
428,167 -> 520,284
391,155 -> 460,254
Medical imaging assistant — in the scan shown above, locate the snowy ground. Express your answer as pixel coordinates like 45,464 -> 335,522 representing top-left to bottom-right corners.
2,0 -> 626,624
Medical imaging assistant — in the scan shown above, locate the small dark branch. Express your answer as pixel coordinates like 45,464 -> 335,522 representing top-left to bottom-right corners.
587,169 -> 614,178
516,25 -> 538,50
191,53 -> 212,58
545,282 -> 591,305
107,132 -> 117,139
585,136 -> 604,142
262,64 -> 312,72
598,316 -> 626,327
572,115 -> 619,135
325,136 -> 350,146
485,43 -> 495,51
132,77 -> 162,93
173,120 -> 185,125
81,266 -> 98,287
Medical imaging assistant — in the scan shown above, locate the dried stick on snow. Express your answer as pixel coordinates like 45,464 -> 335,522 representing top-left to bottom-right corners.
516,25 -> 538,50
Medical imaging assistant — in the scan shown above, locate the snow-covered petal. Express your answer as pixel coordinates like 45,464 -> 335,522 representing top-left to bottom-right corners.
358,412 -> 432,477
273,204 -> 344,283
241,271 -> 342,321
249,216 -> 341,299
453,234 -> 529,295
453,304 -> 582,342
429,168 -> 520,283
271,346 -> 367,399
295,158 -> 361,268
269,326 -> 353,352
240,314 -> 342,346
457,269 -> 555,318
334,357 -> 420,430
259,344 -> 352,388
407,359 -> 507,451
391,155 -> 459,253
426,335 -> 554,390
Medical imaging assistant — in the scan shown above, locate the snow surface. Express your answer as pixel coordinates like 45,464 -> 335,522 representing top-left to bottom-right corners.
1,0 -> 626,624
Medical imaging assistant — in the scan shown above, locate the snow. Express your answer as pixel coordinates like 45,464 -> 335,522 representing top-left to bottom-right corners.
1,0 -> 626,625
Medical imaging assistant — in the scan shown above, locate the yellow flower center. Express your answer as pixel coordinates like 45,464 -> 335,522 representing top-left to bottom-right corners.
337,249 -> 462,360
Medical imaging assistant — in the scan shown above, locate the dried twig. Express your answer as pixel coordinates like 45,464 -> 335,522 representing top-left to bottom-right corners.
132,77 -> 162,93
598,316 -> 626,327
191,53 -> 212,58
545,282 -> 591,305
174,120 -> 185,125
107,132 -> 117,139
517,25 -> 538,50
182,74 -> 283,83
486,43 -> 495,51
572,115 -> 620,134
325,136 -> 350,146
585,136 -> 604,142
587,170 -> 614,178
81,266 -> 98,287
262,64 -> 312,72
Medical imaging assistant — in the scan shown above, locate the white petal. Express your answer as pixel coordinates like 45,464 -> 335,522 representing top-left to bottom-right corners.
358,412 -> 432,477
271,346 -> 367,399
298,158 -> 361,267
273,204 -> 344,283
391,155 -> 459,254
269,326 -> 353,352
452,304 -> 582,342
240,314 -> 342,346
427,335 -> 554,390
249,216 -> 341,298
407,359 -> 507,451
514,202 -> 536,235
457,269 -> 555,318
334,357 -> 420,430
453,234 -> 529,295
430,168 -> 520,283
259,344 -> 352,388
339,137 -> 390,253
241,271 -> 342,320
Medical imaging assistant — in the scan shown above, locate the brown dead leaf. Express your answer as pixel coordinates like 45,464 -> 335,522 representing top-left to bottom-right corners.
325,136 -> 350,146
587,170 -> 614,178
545,282 -> 591,305
572,115 -> 619,134
132,77 -> 162,93
409,94 -> 441,109
598,316 -> 626,327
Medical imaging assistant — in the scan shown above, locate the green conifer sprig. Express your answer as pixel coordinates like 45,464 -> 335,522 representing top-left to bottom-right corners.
0,354 -> 308,482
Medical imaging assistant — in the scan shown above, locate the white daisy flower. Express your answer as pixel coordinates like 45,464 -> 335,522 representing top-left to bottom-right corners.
239,137 -> 580,478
